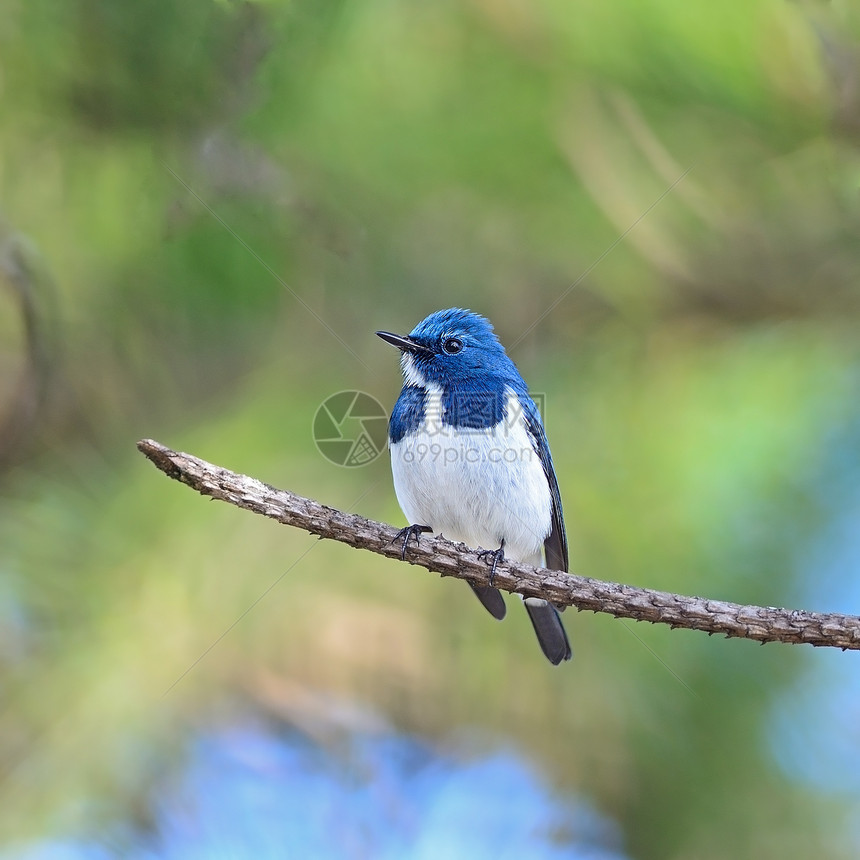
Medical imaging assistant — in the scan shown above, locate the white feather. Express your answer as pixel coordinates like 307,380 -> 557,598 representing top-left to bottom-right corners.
390,386 -> 551,565
400,353 -> 427,388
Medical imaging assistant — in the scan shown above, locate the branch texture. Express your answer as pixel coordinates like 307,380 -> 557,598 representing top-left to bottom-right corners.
137,438 -> 860,651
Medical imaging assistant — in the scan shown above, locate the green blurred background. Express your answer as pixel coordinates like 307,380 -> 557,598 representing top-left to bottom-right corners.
2,0 -> 860,857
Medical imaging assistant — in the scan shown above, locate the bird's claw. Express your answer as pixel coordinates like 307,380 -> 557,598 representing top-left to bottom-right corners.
392,524 -> 432,560
477,541 -> 506,587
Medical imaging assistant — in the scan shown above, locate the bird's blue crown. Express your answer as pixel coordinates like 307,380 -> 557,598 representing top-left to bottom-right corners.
385,308 -> 536,443
404,308 -> 514,387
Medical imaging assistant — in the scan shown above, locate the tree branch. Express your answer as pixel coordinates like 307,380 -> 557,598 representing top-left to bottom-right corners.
137,438 -> 860,651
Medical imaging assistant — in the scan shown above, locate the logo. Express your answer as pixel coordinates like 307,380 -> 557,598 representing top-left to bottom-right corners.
313,391 -> 388,467
421,391 -> 547,436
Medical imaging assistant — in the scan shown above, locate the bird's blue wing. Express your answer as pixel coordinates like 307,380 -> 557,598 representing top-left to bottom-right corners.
519,391 -> 568,573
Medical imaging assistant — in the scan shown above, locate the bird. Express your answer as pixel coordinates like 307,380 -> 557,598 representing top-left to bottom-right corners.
376,308 -> 572,664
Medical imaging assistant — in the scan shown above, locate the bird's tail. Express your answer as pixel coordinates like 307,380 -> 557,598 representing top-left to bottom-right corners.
469,584 -> 507,620
523,598 -> 572,665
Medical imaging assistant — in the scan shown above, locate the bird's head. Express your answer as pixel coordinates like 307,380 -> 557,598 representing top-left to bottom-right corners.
377,308 -> 513,389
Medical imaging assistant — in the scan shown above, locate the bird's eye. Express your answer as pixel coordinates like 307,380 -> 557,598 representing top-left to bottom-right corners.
441,337 -> 463,355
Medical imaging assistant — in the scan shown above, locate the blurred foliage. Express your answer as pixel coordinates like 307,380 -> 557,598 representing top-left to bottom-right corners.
2,0 -> 860,857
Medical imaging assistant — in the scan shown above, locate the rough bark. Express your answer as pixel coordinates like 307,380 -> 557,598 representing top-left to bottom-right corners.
137,438 -> 860,651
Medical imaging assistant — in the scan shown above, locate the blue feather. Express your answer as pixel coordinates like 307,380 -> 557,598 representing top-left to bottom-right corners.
442,381 -> 507,430
389,386 -> 426,445
519,391 -> 569,573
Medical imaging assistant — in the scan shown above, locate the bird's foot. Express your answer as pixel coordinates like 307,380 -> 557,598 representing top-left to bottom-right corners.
392,524 -> 432,560
477,540 -> 506,587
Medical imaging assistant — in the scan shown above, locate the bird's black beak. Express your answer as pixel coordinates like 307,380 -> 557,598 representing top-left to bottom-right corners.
375,331 -> 431,353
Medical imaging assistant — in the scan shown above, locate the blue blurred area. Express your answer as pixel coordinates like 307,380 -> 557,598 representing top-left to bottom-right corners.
771,395 -> 860,807
8,725 -> 627,860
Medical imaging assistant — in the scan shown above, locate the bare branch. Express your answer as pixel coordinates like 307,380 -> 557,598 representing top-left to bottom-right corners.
137,438 -> 860,651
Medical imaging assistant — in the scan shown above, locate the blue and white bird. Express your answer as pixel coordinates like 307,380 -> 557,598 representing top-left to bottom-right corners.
377,308 -> 572,665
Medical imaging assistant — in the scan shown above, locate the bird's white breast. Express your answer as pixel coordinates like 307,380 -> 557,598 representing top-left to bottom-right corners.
390,385 -> 552,565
